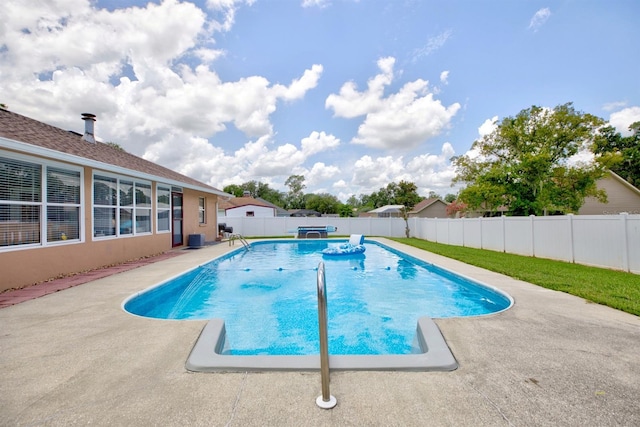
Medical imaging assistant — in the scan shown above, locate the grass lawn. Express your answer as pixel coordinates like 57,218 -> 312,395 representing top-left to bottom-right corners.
391,237 -> 640,317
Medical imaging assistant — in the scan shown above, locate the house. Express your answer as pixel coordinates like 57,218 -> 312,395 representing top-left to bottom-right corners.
579,171 -> 640,215
0,109 -> 231,291
219,194 -> 278,217
288,209 -> 321,217
409,198 -> 451,218
360,205 -> 405,218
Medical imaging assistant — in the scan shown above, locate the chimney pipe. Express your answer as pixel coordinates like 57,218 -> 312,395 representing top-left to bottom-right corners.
81,113 -> 96,143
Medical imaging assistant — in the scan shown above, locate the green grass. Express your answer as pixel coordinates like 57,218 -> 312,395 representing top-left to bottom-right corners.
390,237 -> 640,317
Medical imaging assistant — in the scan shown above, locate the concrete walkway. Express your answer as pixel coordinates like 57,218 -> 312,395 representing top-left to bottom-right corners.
1,239 -> 638,426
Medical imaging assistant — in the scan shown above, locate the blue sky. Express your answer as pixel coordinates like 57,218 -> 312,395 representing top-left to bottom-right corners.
1,0 -> 639,201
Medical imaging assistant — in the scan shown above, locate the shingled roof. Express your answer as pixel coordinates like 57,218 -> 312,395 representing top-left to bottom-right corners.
0,109 -> 228,196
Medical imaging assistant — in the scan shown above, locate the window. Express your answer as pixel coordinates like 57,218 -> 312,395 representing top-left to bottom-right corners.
1,154 -> 81,249
198,197 -> 206,224
46,167 -> 81,242
157,185 -> 171,232
246,211 -> 255,217
93,174 -> 152,238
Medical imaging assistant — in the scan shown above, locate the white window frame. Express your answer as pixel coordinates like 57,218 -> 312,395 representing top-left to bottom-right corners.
156,184 -> 171,233
198,197 -> 206,224
92,172 -> 153,240
0,151 -> 83,251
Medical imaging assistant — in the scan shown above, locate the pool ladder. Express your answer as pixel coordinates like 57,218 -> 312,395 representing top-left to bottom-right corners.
316,262 -> 337,409
228,233 -> 250,250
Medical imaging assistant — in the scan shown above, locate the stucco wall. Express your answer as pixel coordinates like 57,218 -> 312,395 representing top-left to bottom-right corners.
1,166 -> 219,291
181,188 -> 219,243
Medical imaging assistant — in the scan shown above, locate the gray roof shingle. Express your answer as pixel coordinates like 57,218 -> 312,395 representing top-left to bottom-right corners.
0,109 -> 227,195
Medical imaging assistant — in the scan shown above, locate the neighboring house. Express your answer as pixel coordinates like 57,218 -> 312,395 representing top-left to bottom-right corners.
409,198 -> 451,218
458,170 -> 640,218
288,209 -> 321,217
360,205 -> 405,218
579,171 -> 640,215
220,195 -> 277,217
0,110 -> 231,291
263,198 -> 290,217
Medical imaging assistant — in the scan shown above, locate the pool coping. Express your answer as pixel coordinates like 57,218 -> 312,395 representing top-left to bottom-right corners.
186,316 -> 458,372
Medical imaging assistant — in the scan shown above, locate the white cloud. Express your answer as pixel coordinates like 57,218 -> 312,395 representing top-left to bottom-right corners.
602,101 -> 627,112
440,71 -> 450,85
412,30 -> 453,62
478,116 -> 499,137
343,142 -> 458,198
306,162 -> 342,187
325,57 -> 394,118
326,57 -> 460,150
529,8 -> 551,32
609,107 -> 640,136
301,0 -> 331,8
300,131 -> 340,156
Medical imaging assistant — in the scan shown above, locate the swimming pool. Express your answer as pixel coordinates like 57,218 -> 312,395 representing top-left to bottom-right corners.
124,239 -> 512,371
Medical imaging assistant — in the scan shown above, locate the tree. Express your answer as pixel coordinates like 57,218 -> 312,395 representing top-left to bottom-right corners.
452,103 -> 608,216
592,122 -> 640,189
223,184 -> 244,197
305,193 -> 341,214
104,142 -> 126,152
444,193 -> 457,203
393,181 -> 422,237
365,181 -> 422,237
223,181 -> 286,206
284,174 -> 306,209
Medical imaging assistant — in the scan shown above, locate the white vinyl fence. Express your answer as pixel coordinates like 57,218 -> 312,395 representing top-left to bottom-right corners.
221,213 -> 640,274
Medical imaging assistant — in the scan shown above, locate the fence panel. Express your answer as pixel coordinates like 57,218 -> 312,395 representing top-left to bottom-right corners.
480,218 -> 504,252
532,216 -> 573,262
448,219 -> 464,246
628,216 -> 640,274
572,216 -> 625,270
503,216 -> 534,256
462,218 -> 482,248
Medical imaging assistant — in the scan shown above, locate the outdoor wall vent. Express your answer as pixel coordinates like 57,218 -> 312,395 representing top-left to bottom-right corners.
81,113 -> 96,143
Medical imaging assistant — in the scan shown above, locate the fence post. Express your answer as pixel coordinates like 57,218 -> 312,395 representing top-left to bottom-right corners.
501,215 -> 506,253
530,215 -> 535,257
621,213 -> 629,272
567,214 -> 575,264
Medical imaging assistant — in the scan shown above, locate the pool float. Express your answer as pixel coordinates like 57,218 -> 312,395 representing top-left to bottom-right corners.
322,234 -> 366,256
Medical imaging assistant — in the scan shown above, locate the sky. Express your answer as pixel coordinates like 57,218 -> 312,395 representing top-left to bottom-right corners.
1,0 -> 639,202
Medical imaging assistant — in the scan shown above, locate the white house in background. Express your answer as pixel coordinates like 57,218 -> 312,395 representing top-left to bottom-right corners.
360,205 -> 405,218
219,195 -> 276,217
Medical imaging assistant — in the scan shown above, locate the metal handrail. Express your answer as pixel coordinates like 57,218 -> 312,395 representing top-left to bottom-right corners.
316,262 -> 337,409
228,233 -> 250,250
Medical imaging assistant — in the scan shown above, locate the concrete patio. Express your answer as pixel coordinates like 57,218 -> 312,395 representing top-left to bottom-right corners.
1,238 -> 638,426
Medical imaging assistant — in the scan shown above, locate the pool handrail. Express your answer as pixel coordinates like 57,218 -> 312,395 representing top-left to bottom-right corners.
228,233 -> 250,250
316,262 -> 337,409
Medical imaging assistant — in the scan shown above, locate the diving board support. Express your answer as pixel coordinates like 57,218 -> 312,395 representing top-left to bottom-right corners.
316,262 -> 337,409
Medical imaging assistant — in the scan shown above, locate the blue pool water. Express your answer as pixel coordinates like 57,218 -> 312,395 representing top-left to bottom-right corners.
124,240 -> 512,356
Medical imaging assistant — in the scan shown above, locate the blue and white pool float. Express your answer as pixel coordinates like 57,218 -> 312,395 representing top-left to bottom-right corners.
322,234 -> 366,256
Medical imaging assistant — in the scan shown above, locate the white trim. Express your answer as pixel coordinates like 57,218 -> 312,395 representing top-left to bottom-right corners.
91,172 -> 153,240
156,183 -> 172,234
0,150 -> 85,251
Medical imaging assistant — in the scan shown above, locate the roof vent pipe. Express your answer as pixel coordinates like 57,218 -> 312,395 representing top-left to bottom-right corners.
81,113 -> 96,143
